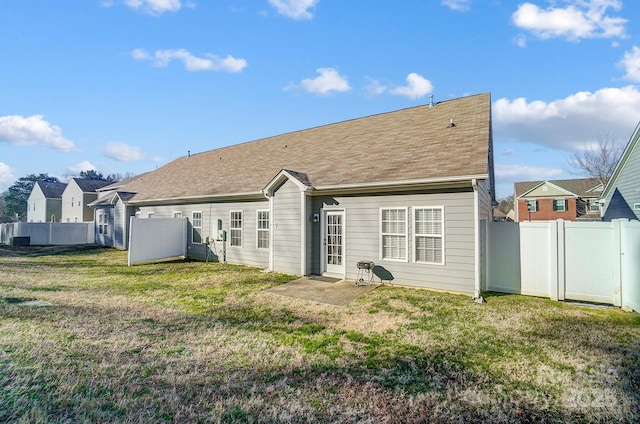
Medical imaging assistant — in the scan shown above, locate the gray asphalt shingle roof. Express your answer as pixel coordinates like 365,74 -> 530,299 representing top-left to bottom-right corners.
114,93 -> 492,204
515,178 -> 603,198
36,181 -> 67,199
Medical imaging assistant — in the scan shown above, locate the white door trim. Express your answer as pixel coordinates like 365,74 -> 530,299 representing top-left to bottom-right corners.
321,209 -> 346,277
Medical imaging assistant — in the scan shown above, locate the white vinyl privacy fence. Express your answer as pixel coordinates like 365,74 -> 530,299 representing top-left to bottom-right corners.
128,217 -> 188,266
0,222 -> 94,245
482,219 -> 640,313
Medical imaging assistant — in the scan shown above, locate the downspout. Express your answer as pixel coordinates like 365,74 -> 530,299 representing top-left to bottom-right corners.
261,189 -> 274,272
472,178 -> 484,302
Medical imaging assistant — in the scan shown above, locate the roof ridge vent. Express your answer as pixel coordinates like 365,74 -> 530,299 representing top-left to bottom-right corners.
428,95 -> 434,108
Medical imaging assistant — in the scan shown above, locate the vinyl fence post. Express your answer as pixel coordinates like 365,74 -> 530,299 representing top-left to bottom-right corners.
555,219 -> 565,301
612,219 -> 623,308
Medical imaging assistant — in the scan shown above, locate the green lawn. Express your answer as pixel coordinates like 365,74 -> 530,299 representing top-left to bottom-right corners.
0,245 -> 638,423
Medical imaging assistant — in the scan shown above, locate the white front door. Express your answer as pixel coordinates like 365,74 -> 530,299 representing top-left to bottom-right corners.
324,211 -> 345,275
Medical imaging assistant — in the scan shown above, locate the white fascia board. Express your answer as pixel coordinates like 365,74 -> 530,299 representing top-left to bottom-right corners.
128,192 -> 265,206
312,174 -> 488,194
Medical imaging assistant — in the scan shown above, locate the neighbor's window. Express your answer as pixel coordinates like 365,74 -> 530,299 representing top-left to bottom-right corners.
634,203 -> 640,211
527,200 -> 538,212
147,212 -> 155,218
173,211 -> 183,219
230,211 -> 243,247
257,210 -> 269,249
414,207 -> 444,264
380,208 -> 407,261
192,211 -> 202,244
71,196 -> 75,207
589,199 -> 600,212
553,199 -> 568,212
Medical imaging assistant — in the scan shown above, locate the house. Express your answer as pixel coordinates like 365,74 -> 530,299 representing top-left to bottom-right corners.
26,181 -> 67,222
514,178 -> 603,222
91,93 -> 495,296
60,178 -> 111,223
600,121 -> 640,221
89,175 -> 143,249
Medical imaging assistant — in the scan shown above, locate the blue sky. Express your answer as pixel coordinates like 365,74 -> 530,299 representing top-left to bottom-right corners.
2,0 -> 640,198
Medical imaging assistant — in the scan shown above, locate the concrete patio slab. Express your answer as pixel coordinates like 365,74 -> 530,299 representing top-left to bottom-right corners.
264,277 -> 380,306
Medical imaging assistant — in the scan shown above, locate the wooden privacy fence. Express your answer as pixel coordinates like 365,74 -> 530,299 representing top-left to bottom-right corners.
0,222 -> 94,245
128,217 -> 188,266
481,219 -> 640,312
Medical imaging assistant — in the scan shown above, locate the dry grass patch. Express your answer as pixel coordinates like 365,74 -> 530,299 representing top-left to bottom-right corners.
0,245 -> 639,423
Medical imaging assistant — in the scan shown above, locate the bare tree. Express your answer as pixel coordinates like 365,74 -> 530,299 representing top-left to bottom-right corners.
497,195 -> 514,214
569,137 -> 624,187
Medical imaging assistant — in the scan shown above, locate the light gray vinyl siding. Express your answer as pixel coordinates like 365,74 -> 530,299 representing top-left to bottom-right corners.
477,178 -> 492,221
311,190 -> 476,293
272,180 -> 302,275
113,201 -> 134,250
139,199 -> 269,268
602,138 -> 640,220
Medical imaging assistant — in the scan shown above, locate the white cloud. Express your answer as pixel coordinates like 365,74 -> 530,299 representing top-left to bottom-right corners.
493,86 -> 640,150
364,78 -> 388,96
619,45 -> 640,82
442,0 -> 471,12
512,1 -> 627,42
268,0 -> 318,20
389,73 -> 433,99
0,162 -> 15,192
67,161 -> 96,174
104,141 -> 162,162
297,68 -> 351,95
0,115 -> 76,152
495,164 -> 564,183
124,0 -> 183,15
132,48 -> 247,73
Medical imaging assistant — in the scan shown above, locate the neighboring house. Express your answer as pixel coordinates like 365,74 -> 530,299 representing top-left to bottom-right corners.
26,181 -> 67,223
60,178 -> 111,223
90,93 -> 495,296
514,178 -> 603,222
600,121 -> 640,221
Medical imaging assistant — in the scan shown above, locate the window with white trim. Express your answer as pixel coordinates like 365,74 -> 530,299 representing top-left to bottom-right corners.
634,203 -> 640,211
98,211 -> 109,235
256,210 -> 269,249
230,211 -> 243,247
147,212 -> 155,218
553,199 -> 568,212
414,207 -> 444,264
589,199 -> 600,212
192,212 -> 202,244
173,211 -> 183,218
380,208 -> 407,261
527,200 -> 538,212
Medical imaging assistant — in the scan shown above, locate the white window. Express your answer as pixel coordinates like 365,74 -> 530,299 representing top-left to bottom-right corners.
553,199 -> 567,212
147,212 -> 155,218
230,211 -> 243,247
256,210 -> 269,249
380,208 -> 407,261
173,211 -> 183,218
634,203 -> 640,211
98,212 -> 109,235
527,200 -> 538,212
71,196 -> 74,207
192,212 -> 202,244
414,207 -> 444,264
589,199 -> 600,212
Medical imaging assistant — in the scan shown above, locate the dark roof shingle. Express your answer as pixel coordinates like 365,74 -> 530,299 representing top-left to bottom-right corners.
117,93 -> 492,203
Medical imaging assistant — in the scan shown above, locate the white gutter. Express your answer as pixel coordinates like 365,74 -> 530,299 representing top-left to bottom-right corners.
313,174 -> 488,192
472,178 -> 483,302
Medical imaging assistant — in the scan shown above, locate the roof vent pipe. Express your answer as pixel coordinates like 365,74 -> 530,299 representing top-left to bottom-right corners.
188,150 -> 191,158
428,95 -> 434,108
